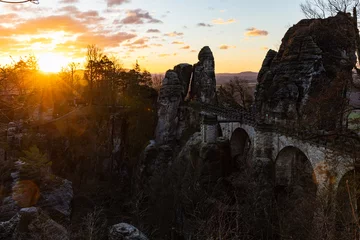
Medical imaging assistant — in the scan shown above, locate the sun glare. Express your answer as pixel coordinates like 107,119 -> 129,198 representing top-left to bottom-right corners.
38,53 -> 69,73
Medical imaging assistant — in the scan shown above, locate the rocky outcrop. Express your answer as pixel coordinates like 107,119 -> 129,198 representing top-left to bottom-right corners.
3,158 -> 73,224
36,178 -> 73,225
255,13 -> 356,129
155,70 -> 183,146
154,46 -> 217,147
141,47 -> 221,238
0,197 -> 21,222
0,207 -> 69,240
190,46 -> 217,104
108,223 -> 148,240
174,63 -> 193,99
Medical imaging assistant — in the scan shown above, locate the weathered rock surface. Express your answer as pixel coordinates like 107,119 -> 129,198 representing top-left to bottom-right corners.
0,197 -> 21,222
36,178 -> 73,225
174,63 -> 193,99
155,70 -> 183,146
4,159 -> 73,225
0,207 -> 69,240
190,46 -> 217,104
255,13 -> 356,128
0,209 -> 20,239
155,47 -> 217,147
108,223 -> 148,240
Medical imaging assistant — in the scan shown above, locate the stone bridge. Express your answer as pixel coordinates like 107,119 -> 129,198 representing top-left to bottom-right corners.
198,102 -> 355,200
195,101 -> 358,237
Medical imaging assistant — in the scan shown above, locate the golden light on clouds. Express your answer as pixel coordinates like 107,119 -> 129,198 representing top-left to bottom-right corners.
212,18 -> 236,25
245,27 -> 269,37
219,44 -> 236,50
0,0 -> 277,74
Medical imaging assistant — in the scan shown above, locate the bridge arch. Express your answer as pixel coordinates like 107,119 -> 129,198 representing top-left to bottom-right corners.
274,146 -> 317,240
230,127 -> 251,169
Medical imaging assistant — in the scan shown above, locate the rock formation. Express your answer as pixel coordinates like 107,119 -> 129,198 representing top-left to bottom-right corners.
0,155 -> 73,238
174,63 -> 193,99
108,223 -> 148,240
154,46 -> 217,147
0,207 -> 69,240
190,46 -> 217,104
255,12 -> 356,129
155,70 -> 183,146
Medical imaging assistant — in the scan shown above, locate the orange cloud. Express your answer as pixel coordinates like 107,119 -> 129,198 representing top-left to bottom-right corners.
219,45 -> 236,50
172,41 -> 184,44
28,37 -> 53,44
158,54 -> 171,57
0,37 -> 20,50
151,43 -> 163,47
181,45 -> 190,49
164,31 -> 183,37
245,27 -> 268,37
0,13 -> 20,24
15,15 -> 87,35
77,32 -> 137,48
212,18 -> 236,25
132,37 -> 149,45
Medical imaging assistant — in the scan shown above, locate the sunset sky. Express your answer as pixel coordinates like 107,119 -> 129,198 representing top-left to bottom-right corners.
0,0 -> 305,73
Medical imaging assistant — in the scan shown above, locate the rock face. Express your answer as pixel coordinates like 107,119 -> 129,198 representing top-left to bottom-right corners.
255,13 -> 356,129
190,46 -> 217,104
36,178 -> 73,225
108,223 -> 148,240
155,46 -> 217,147
174,63 -> 193,99
0,207 -> 69,240
155,70 -> 183,146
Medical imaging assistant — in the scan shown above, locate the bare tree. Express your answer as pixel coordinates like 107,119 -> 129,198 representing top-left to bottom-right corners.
217,77 -> 254,110
300,0 -> 359,18
151,74 -> 163,92
84,45 -> 103,104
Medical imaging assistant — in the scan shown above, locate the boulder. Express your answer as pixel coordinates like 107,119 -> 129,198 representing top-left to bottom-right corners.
108,223 -> 148,240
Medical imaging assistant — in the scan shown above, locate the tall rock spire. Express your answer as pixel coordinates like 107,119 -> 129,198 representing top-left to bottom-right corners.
190,46 -> 217,104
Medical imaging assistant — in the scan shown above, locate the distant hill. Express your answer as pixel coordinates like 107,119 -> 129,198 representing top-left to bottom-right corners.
216,71 -> 258,85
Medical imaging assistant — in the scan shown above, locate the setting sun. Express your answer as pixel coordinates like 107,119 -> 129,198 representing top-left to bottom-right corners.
38,53 -> 69,73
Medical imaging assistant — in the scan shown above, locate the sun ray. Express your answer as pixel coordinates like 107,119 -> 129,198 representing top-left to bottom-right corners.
37,53 -> 69,73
